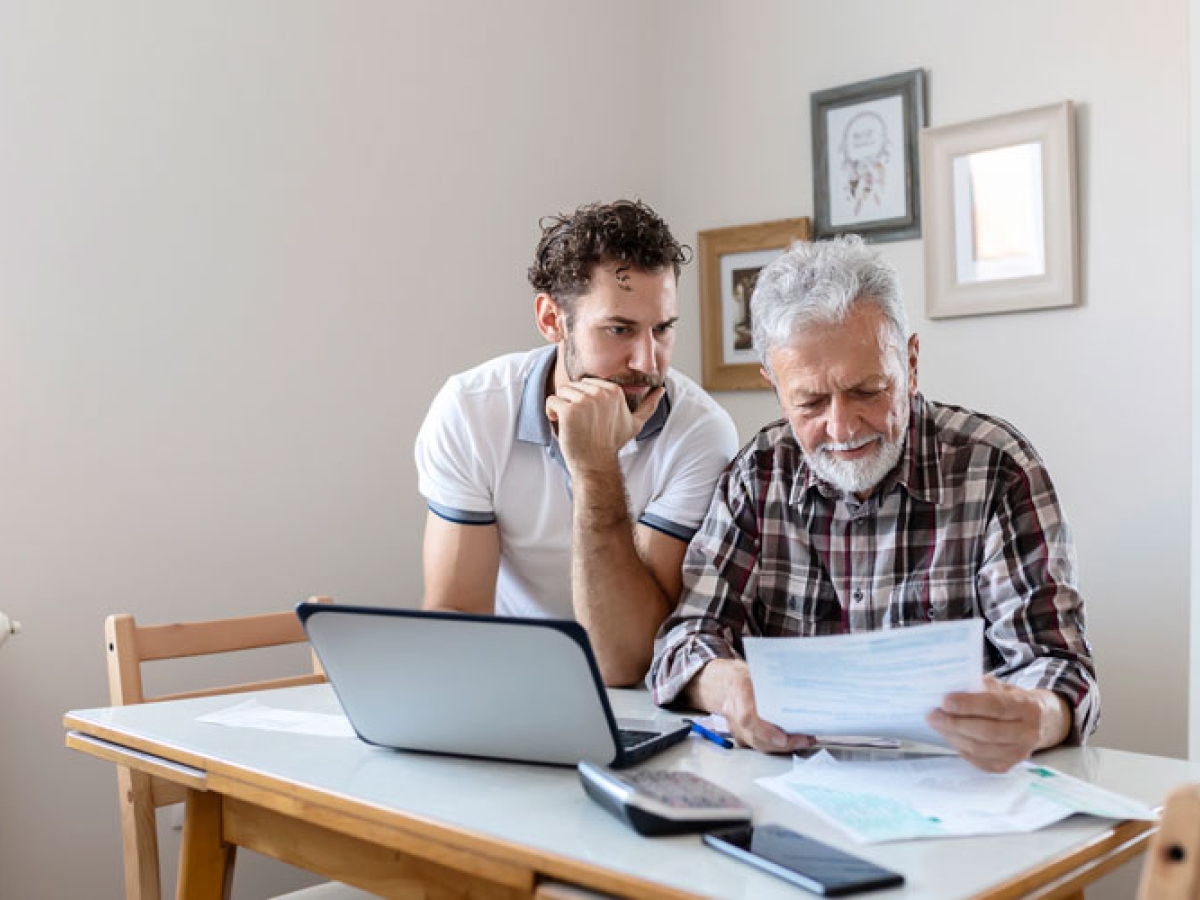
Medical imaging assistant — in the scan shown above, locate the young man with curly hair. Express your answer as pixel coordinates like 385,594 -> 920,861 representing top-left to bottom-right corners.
415,200 -> 738,685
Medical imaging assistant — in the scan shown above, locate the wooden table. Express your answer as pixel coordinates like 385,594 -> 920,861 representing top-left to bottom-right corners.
64,684 -> 1192,900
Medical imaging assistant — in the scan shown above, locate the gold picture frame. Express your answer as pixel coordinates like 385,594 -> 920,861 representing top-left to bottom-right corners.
698,217 -> 812,391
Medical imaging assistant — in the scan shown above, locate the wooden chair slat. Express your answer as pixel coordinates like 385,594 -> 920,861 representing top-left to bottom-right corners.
106,596 -> 333,900
134,612 -> 308,662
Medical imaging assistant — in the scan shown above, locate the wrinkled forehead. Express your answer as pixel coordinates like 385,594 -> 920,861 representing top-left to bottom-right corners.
771,309 -> 906,387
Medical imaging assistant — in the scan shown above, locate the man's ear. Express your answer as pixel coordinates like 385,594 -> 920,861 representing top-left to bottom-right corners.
534,293 -> 566,343
907,333 -> 920,397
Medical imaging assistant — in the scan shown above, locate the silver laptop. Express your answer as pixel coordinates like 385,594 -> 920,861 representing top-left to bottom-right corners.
297,602 -> 691,768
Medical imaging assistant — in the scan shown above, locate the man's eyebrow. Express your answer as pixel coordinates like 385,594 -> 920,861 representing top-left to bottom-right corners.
797,376 -> 888,398
852,375 -> 891,389
600,315 -> 679,327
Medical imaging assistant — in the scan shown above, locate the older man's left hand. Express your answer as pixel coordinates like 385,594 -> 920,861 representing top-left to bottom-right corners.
927,676 -> 1072,773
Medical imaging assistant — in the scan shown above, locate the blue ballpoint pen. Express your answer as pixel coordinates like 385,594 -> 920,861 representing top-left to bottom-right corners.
687,719 -> 734,750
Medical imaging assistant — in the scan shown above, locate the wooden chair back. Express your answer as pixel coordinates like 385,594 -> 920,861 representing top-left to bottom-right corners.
1138,783 -> 1200,900
105,598 -> 330,900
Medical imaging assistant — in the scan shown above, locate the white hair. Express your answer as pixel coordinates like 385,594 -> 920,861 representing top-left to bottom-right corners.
750,235 -> 908,370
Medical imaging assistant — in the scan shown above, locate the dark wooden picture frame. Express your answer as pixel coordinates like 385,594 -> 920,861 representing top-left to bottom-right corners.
812,69 -> 926,242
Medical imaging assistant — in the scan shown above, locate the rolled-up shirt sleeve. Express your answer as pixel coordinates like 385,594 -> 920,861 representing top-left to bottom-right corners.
976,454 -> 1100,743
649,462 -> 761,706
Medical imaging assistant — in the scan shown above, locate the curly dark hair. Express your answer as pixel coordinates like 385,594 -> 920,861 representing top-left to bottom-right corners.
527,199 -> 691,314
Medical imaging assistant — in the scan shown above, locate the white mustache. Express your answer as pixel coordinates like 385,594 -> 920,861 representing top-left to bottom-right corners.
817,434 -> 882,453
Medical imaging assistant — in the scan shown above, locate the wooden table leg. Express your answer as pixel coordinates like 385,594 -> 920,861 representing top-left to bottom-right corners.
176,790 -> 234,900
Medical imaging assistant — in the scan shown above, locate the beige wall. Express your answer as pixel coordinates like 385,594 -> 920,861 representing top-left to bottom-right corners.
0,2 -> 1188,898
0,2 -> 670,897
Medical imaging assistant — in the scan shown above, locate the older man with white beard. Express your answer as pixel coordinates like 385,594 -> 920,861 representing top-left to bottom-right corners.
648,236 -> 1098,773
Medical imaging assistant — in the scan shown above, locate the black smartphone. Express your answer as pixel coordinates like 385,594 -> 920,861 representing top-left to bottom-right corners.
703,824 -> 904,896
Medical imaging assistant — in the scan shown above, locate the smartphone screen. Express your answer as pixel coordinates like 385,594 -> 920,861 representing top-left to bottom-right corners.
703,824 -> 904,896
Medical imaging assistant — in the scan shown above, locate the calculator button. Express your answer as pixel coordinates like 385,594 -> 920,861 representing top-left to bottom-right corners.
623,772 -> 746,809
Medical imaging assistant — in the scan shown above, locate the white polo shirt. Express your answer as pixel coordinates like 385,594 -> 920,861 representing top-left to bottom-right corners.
415,345 -> 739,619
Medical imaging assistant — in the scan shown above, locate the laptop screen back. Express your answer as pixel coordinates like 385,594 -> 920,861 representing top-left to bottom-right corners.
299,604 -> 624,766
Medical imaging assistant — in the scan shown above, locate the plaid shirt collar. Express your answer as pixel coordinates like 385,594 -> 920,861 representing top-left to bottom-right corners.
791,392 -> 944,507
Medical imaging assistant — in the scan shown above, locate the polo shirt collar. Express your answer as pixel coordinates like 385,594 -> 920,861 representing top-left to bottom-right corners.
516,346 -> 558,446
637,389 -> 671,441
515,345 -> 671,446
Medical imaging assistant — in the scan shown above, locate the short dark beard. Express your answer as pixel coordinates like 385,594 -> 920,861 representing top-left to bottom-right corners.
561,329 -> 663,411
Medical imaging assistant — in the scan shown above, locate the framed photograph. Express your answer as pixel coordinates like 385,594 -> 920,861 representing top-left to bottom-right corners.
698,217 -> 812,391
812,69 -> 926,242
920,101 -> 1078,319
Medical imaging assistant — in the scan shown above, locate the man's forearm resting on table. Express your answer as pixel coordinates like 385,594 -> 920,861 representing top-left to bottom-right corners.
680,657 -> 735,713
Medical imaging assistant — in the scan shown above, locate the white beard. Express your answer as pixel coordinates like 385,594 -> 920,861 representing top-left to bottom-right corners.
805,434 -> 905,496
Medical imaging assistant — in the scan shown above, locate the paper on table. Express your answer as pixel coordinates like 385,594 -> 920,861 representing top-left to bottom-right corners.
1021,764 -> 1160,820
744,618 -> 984,745
757,751 -> 1157,844
197,698 -> 356,738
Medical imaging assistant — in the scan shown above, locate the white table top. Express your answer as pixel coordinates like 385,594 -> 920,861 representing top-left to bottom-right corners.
65,684 -> 1198,900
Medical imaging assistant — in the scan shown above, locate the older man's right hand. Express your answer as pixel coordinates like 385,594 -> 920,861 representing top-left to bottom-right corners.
693,659 -> 815,753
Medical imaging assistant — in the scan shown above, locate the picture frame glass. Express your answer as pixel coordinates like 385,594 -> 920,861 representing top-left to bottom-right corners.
719,249 -> 779,366
826,95 -> 909,229
952,141 -> 1046,284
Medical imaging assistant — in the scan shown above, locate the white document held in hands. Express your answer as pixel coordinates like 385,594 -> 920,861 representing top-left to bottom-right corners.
743,618 -> 984,746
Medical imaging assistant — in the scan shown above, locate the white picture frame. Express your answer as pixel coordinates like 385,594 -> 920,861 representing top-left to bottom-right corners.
921,101 -> 1079,319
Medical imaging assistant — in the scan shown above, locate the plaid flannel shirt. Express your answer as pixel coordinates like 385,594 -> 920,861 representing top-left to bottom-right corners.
649,393 -> 1099,742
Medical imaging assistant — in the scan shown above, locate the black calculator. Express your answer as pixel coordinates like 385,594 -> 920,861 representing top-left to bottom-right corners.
578,761 -> 753,836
